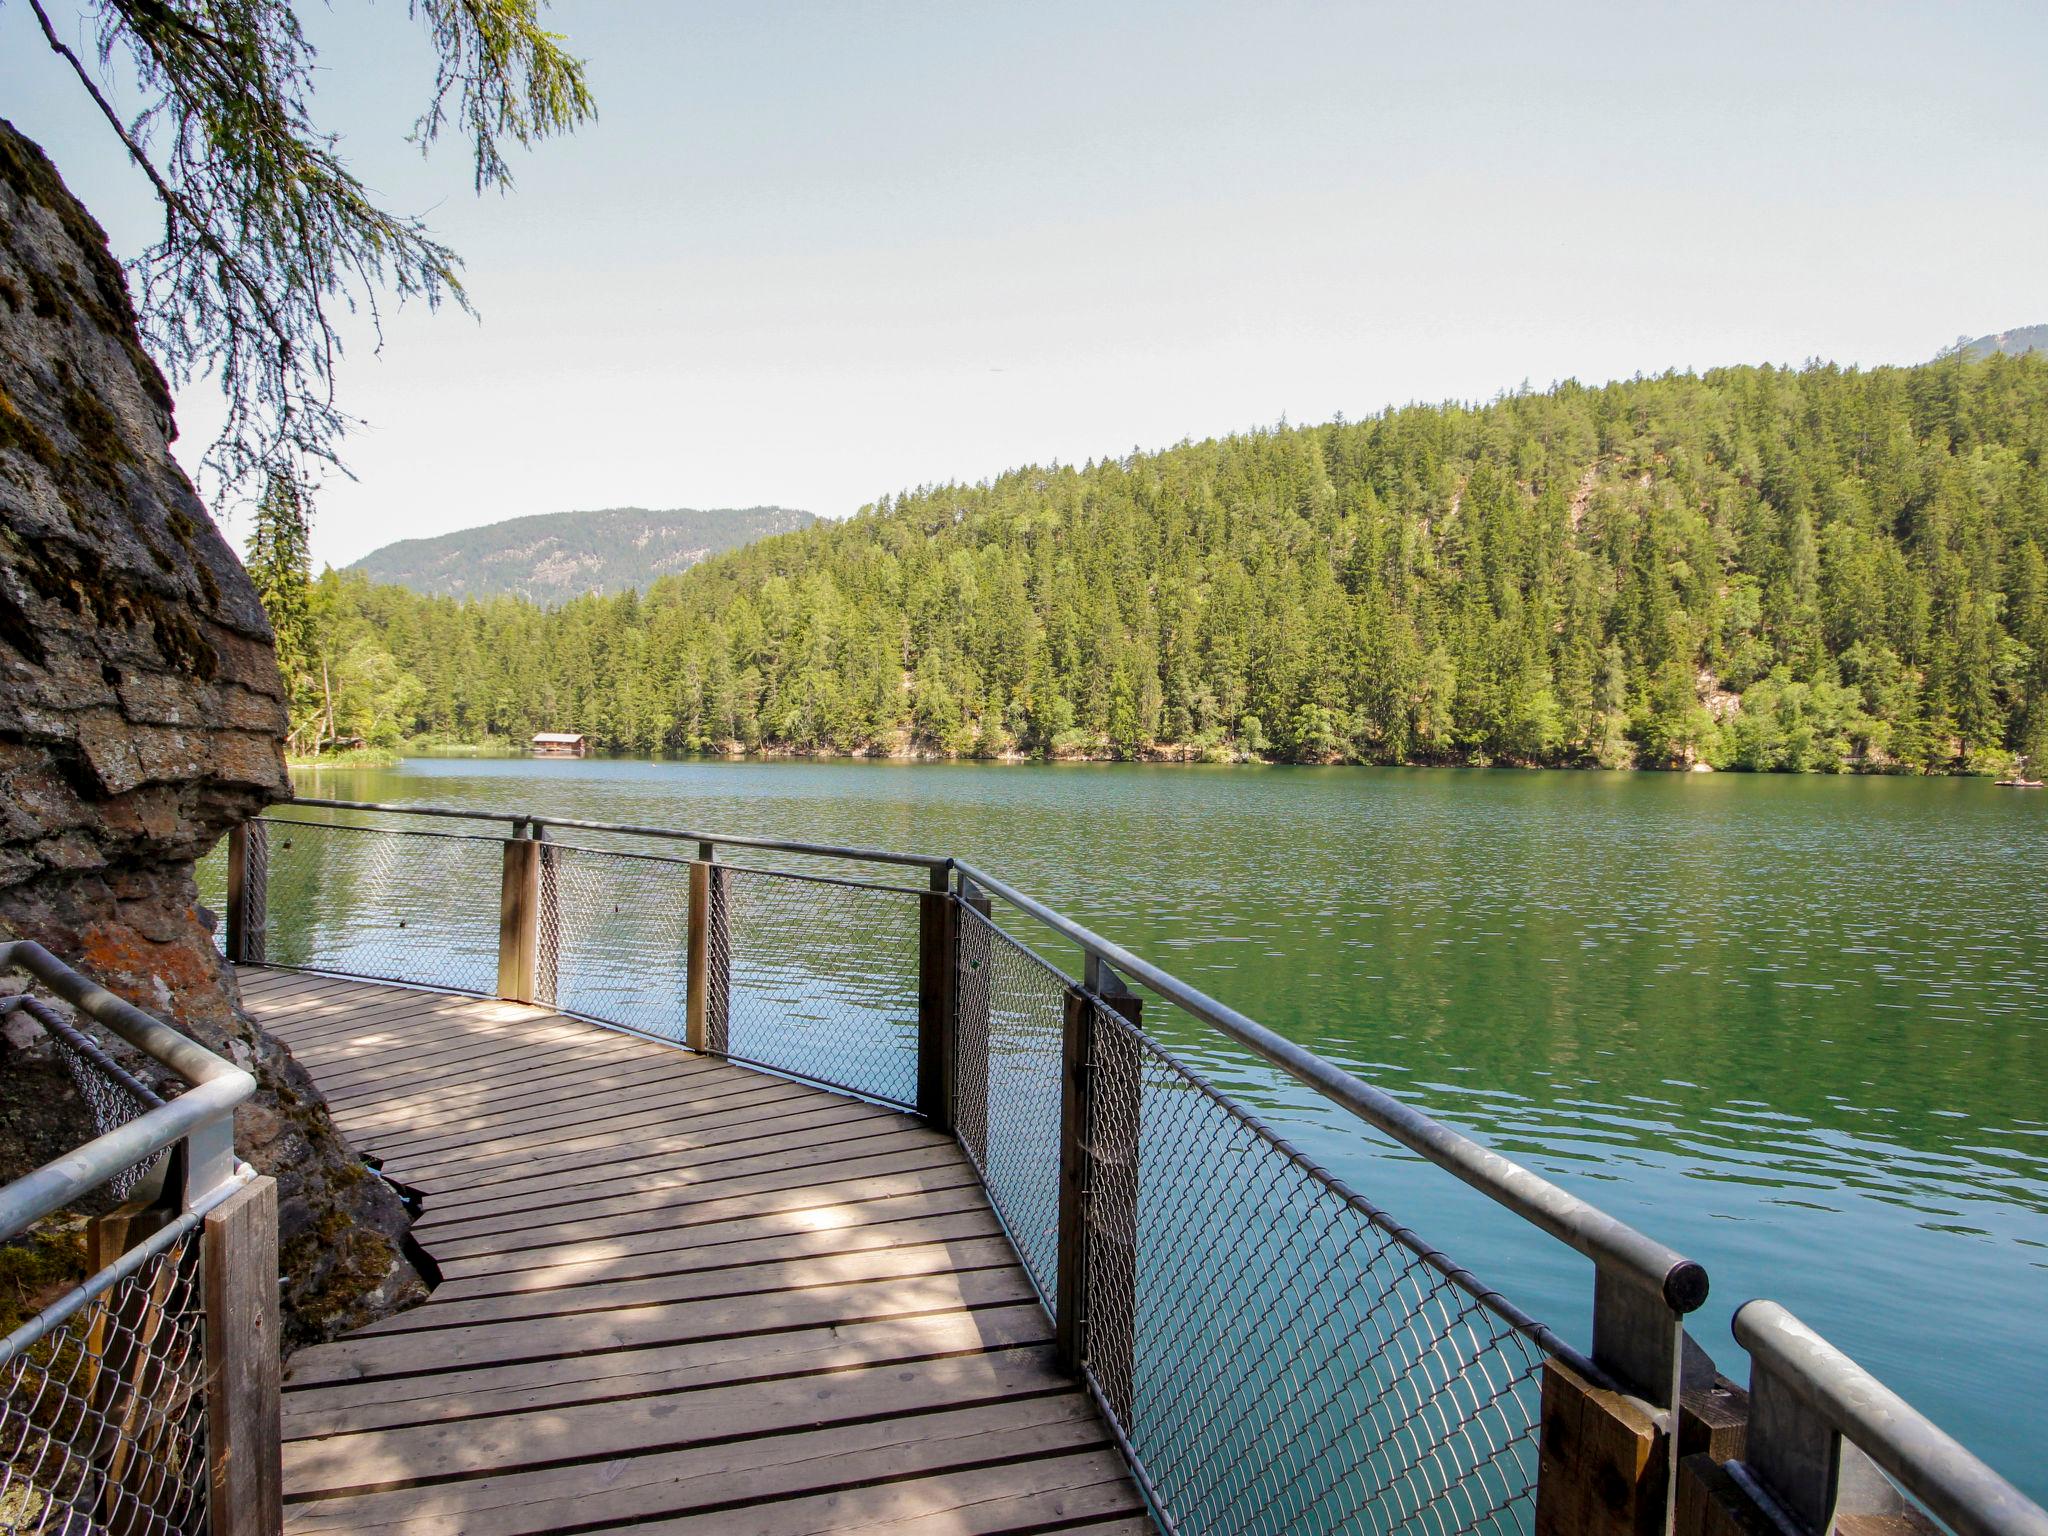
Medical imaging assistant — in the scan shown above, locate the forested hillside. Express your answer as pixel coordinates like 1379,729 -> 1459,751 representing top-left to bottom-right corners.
347,505 -> 815,601
284,355 -> 2048,772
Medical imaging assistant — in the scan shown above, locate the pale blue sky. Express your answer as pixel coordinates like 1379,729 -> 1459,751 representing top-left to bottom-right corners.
5,1 -> 2045,568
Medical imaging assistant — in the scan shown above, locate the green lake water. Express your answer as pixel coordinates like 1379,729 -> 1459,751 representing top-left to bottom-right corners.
274,757 -> 2048,1498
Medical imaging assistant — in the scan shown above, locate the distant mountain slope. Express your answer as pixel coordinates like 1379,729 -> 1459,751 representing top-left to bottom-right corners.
348,506 -> 816,602
1953,324 -> 2047,361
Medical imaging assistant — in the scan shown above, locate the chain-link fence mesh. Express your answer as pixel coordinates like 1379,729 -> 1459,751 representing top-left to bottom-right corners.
1074,997 -> 1553,1536
256,820 -> 502,994
953,893 -> 1561,1536
192,841 -> 227,958
713,864 -> 923,1108
953,903 -> 1069,1305
544,844 -> 692,1040
31,1003 -> 166,1206
0,1222 -> 207,1536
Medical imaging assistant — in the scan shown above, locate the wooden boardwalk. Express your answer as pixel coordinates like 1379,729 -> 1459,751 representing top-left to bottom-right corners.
236,966 -> 1147,1536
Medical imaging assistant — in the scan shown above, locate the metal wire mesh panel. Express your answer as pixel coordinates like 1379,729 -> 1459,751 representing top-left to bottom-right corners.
715,866 -> 922,1108
953,905 -> 1068,1306
36,1004 -> 166,1205
191,841 -> 226,957
0,1225 -> 207,1536
544,845 -> 692,1040
1078,1000 -> 1549,1536
261,820 -> 502,995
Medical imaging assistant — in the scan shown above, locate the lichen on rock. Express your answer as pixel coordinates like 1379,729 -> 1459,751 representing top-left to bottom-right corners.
0,118 -> 423,1347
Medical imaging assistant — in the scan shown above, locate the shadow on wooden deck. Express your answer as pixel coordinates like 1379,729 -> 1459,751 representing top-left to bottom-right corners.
237,966 -> 1148,1536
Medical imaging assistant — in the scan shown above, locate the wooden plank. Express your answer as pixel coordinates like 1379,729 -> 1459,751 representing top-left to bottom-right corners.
274,1001 -> 571,1059
422,1142 -> 971,1261
280,1395 -> 1110,1534
380,1082 -> 826,1185
311,1032 -> 673,1113
283,1265 -> 1038,1386
422,1098 -> 903,1205
270,984 -> 556,1038
352,1232 -> 1022,1335
297,1009 -> 615,1079
255,983 -> 533,1034
425,1190 -> 1004,1301
370,1067 -> 737,1161
207,1177 -> 284,1536
236,970 -> 361,1005
430,1164 -> 990,1284
257,971 -> 1137,1532
333,1040 -> 705,1133
401,1092 -> 888,1202
252,980 -> 516,1032
414,1105 -> 920,1220
619,1452 -> 1141,1535
281,1299 -> 1054,1438
412,1126 -> 945,1242
283,1342 -> 1079,1492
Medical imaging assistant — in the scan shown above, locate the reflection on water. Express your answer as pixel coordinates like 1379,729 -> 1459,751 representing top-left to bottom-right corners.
238,759 -> 2047,1499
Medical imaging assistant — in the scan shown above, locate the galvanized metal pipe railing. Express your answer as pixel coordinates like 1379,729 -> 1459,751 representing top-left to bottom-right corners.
269,802 -> 1700,1311
1729,1301 -> 2048,1536
285,796 -> 952,871
0,939 -> 255,1235
0,938 -> 281,1536
953,862 -> 1704,1312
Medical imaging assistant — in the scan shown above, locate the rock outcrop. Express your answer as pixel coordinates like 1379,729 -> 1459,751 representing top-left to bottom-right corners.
0,119 -> 423,1345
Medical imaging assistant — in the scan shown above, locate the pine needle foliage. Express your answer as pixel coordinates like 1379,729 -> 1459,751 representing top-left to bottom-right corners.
20,0 -> 594,496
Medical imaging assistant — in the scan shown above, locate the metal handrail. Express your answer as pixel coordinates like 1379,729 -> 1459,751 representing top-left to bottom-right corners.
0,939 -> 256,1238
285,796 -> 953,870
954,858 -> 1706,1313
257,800 -> 1704,1312
1732,1301 -> 2048,1536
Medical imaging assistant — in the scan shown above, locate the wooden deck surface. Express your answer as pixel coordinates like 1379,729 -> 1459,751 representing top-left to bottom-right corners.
236,966 -> 1147,1536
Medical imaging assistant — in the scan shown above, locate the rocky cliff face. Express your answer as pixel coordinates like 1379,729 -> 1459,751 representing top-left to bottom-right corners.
0,120 -> 423,1344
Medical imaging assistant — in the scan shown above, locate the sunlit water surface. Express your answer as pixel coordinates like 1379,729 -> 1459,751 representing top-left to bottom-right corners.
272,759 -> 2048,1497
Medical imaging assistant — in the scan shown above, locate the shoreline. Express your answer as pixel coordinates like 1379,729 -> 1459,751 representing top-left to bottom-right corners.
357,742 -> 2006,776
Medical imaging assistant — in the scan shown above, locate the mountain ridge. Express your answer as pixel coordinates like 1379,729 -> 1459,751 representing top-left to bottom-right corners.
348,505 -> 816,602
1952,324 -> 2047,361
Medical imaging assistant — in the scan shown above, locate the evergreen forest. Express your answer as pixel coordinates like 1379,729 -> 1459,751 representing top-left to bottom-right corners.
253,354 -> 2048,773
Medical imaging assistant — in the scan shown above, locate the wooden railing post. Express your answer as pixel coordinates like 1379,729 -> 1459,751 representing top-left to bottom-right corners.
1054,982 -> 1092,1377
916,867 -> 956,1129
204,1176 -> 282,1536
954,879 -> 993,1167
1540,1294 -> 1736,1536
225,821 -> 268,965
686,844 -> 730,1056
1089,964 -> 1142,1427
1053,959 -> 1142,1428
496,833 -> 540,1004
